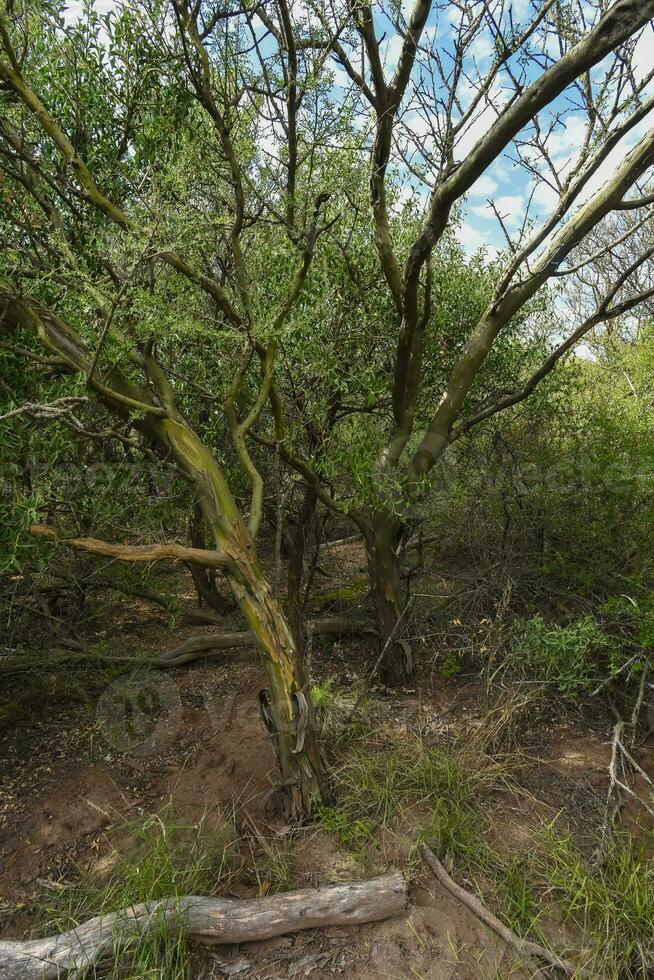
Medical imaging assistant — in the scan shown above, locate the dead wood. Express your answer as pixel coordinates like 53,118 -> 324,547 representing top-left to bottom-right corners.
0,873 -> 407,979
0,617 -> 374,674
420,845 -> 600,979
29,524 -> 232,570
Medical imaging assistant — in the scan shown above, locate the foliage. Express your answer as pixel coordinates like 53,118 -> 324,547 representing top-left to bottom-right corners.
0,653 -> 126,736
601,588 -> 654,664
515,613 -> 613,698
426,329 -> 654,608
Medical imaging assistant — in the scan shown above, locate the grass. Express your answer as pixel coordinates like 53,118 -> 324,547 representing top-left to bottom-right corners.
310,677 -> 341,737
322,725 -> 654,978
496,856 -> 547,944
538,828 -> 654,978
33,803 -> 301,977
335,735 -> 500,830
241,818 -> 297,895
21,682 -> 654,980
318,731 -> 502,872
35,808 -> 240,979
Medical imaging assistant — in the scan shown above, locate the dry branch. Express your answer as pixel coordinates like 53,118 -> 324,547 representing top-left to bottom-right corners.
29,524 -> 232,570
131,615 -> 371,668
0,873 -> 407,979
0,617 -> 373,674
420,845 -> 599,979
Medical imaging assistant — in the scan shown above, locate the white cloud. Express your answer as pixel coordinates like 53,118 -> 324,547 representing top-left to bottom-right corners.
546,115 -> 587,162
420,23 -> 443,51
62,0 -> 118,23
456,223 -> 485,252
509,0 -> 533,17
456,223 -> 498,259
380,34 -> 404,77
633,25 -> 654,85
470,33 -> 494,63
331,63 -> 350,90
531,180 -> 559,213
468,174 -> 498,198
454,80 -> 509,159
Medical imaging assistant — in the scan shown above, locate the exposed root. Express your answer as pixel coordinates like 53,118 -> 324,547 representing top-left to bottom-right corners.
420,845 -> 600,979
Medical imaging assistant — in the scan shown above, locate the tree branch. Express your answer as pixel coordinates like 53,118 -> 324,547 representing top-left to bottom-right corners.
29,524 -> 234,571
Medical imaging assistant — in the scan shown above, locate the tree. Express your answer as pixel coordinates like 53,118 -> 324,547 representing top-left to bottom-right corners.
0,0 -> 334,818
316,0 -> 654,684
2,0 -> 654,789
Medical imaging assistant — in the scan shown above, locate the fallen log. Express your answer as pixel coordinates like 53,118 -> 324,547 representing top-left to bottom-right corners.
0,617 -> 374,674
0,873 -> 407,980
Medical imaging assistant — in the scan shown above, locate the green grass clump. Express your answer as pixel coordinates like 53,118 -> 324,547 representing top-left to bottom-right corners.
36,809 -> 239,978
496,857 -> 546,944
310,678 -> 341,736
326,728 -> 654,977
540,830 -> 654,978
315,803 -> 377,854
323,734 -> 497,869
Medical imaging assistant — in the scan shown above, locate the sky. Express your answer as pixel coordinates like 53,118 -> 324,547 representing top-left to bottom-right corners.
368,1 -> 654,258
58,0 -> 654,261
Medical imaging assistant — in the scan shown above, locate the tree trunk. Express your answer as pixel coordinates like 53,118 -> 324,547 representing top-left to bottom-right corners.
155,421 -> 327,819
187,504 -> 235,614
225,532 -> 327,819
4,294 -> 327,820
365,513 -> 414,687
286,485 -> 317,648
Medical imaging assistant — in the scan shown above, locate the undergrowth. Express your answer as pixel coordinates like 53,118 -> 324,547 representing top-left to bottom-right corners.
26,698 -> 654,979
35,809 -> 240,979
538,829 -> 654,978
320,723 -> 654,979
0,652 -> 125,736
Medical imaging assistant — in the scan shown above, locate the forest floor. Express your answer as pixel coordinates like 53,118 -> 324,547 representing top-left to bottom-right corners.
1,542 -> 654,979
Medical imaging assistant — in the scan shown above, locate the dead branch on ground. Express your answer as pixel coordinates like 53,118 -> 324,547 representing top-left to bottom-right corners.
0,873 -> 407,980
420,845 -> 600,979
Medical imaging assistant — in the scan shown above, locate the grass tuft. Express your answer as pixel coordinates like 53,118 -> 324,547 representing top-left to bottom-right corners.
35,808 -> 239,978
539,829 -> 654,978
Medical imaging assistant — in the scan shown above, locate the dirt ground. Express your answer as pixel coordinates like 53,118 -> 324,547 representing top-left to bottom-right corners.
0,657 -> 532,978
1,553 -> 653,979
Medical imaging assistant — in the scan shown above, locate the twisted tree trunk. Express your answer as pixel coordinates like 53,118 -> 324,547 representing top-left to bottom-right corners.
2,292 -> 327,819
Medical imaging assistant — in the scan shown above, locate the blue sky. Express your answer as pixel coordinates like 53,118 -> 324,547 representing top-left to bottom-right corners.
366,1 -> 654,257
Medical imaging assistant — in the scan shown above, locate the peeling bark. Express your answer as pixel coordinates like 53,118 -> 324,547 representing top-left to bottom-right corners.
1,289 -> 328,819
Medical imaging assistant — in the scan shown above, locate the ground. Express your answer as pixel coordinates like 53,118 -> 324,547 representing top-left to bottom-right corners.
1,545 -> 653,978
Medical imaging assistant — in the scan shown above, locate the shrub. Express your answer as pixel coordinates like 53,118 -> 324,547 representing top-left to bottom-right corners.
516,614 -> 614,698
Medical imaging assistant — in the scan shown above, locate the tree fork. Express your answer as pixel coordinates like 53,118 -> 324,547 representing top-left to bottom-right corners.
1,288 -> 328,819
